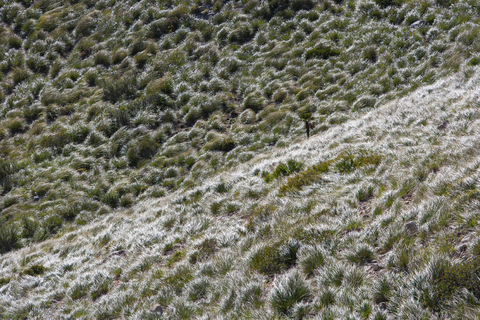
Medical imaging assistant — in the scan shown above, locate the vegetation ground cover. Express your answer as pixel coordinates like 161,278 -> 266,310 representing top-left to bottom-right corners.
1,0 -> 480,318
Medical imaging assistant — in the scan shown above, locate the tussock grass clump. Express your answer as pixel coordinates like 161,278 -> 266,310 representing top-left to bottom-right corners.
90,273 -> 111,300
298,245 -> 325,276
305,44 -> 340,60
250,239 -> 300,275
270,271 -> 311,315
0,278 -> 11,286
334,153 -> 382,174
101,191 -> 120,208
373,276 -> 394,304
418,257 -> 480,312
262,159 -> 303,182
279,161 -> 330,194
0,224 -> 18,253
70,282 -> 90,300
24,264 -> 46,276
279,152 -> 382,193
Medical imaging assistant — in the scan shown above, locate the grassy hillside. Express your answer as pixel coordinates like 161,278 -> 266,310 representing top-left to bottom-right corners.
1,0 -> 480,318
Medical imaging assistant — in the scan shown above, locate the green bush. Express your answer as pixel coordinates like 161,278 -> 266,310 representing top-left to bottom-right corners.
119,193 -> 134,207
290,0 -> 315,11
299,246 -> 324,276
374,0 -> 403,7
164,264 -> 193,294
0,277 -> 11,286
22,216 -> 39,238
76,16 -> 95,37
204,136 -> 236,152
268,0 -> 290,14
334,153 -> 382,174
305,44 -> 340,60
149,7 -> 187,38
94,50 -> 111,67
0,224 -> 18,253
91,274 -> 111,300
126,139 -> 160,166
37,12 -> 61,32
112,49 -> 128,65
279,161 -> 330,194
101,73 -> 138,103
40,129 -> 72,151
71,282 -> 90,300
363,47 -> 378,62
101,191 -> 120,208
250,240 -> 300,275
195,238 -> 218,262
24,264 -> 46,276
228,23 -> 254,44
5,117 -> 26,135
345,244 -> 375,264
373,277 -> 393,304
421,258 -> 480,311
8,35 -> 22,49
263,160 -> 303,182
244,91 -> 265,112
43,216 -> 63,235
270,271 -> 311,315
11,67 -> 29,84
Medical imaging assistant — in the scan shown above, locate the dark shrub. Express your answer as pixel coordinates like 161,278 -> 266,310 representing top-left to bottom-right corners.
11,67 -> 29,84
101,73 -> 138,103
268,0 -> 290,13
0,278 -> 10,286
94,50 -> 111,67
40,129 -> 72,151
22,216 -> 39,238
305,44 -> 340,60
5,118 -> 26,135
250,240 -> 300,275
8,35 -> 22,49
101,191 -> 120,208
290,0 -> 315,11
228,23 -> 255,44
24,264 -> 46,276
374,0 -> 404,7
204,136 -> 236,152
422,258 -> 480,312
149,9 -> 185,39
112,50 -> 128,65
0,225 -> 18,253
76,16 -> 95,37
244,91 -> 265,112
363,46 -> 377,62
43,216 -> 63,235
270,272 -> 311,315
127,139 -> 160,166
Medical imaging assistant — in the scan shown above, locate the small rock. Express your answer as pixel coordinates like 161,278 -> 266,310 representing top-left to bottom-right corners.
456,244 -> 468,253
437,120 -> 449,130
410,20 -> 425,29
110,249 -> 126,256
33,195 -> 41,202
150,305 -> 163,314
405,221 -> 418,233
379,302 -> 387,310
370,263 -> 383,271
102,249 -> 127,263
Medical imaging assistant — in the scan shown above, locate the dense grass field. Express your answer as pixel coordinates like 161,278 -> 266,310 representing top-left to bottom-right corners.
1,0 -> 480,318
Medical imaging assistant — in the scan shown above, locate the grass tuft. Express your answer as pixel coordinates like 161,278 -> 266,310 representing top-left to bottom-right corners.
270,271 -> 311,315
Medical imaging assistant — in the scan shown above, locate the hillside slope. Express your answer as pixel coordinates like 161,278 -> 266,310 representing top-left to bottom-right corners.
2,69 -> 480,318
1,0 -> 480,318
